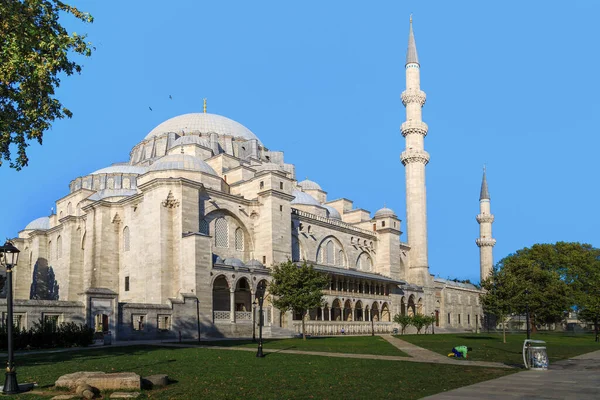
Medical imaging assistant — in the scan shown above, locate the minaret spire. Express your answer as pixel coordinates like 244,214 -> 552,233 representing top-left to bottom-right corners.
400,16 -> 430,285
480,165 -> 490,200
406,15 -> 419,65
476,166 -> 496,281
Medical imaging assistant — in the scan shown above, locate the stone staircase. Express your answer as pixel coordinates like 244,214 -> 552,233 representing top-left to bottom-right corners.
268,325 -> 296,338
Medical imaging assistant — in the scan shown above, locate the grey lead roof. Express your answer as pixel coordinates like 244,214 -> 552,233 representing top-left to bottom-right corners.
406,17 -> 419,65
480,169 -> 490,200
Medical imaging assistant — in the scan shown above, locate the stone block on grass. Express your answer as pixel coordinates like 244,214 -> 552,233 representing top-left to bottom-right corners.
109,392 -> 141,399
141,374 -> 169,389
55,371 -> 141,390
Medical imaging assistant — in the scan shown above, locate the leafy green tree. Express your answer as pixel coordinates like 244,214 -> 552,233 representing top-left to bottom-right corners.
0,0 -> 93,169
411,314 -> 427,334
393,314 -> 412,334
269,260 -> 329,340
560,243 -> 600,341
480,265 -> 518,343
423,315 -> 436,334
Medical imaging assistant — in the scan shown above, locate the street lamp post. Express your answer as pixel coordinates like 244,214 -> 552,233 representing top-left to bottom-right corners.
256,281 -> 266,358
0,241 -> 20,395
431,312 -> 435,335
525,288 -> 531,340
252,299 -> 257,343
370,309 -> 374,336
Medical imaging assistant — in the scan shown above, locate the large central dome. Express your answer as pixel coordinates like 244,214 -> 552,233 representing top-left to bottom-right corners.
145,113 -> 261,143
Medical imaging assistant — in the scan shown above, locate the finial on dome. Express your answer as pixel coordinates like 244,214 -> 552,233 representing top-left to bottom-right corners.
203,98 -> 207,114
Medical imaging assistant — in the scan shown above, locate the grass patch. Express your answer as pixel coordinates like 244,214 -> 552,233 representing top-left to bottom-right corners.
188,335 -> 409,356
396,332 -> 600,366
7,345 -> 514,399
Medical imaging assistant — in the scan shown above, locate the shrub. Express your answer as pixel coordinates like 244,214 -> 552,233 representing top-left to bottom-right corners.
393,314 -> 413,334
0,319 -> 94,350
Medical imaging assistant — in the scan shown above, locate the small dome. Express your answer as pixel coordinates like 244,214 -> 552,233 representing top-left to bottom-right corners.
323,204 -> 341,220
213,254 -> 223,264
145,113 -> 261,144
148,154 -> 218,176
88,189 -> 138,201
374,207 -> 396,218
291,190 -> 321,206
90,164 -> 148,175
247,259 -> 264,268
223,258 -> 245,267
25,216 -> 50,231
298,179 -> 322,191
172,135 -> 211,148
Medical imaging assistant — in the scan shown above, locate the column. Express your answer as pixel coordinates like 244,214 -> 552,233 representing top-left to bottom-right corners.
230,290 -> 236,323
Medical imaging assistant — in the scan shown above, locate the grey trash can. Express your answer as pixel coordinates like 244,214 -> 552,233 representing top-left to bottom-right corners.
523,339 -> 548,370
103,331 -> 112,345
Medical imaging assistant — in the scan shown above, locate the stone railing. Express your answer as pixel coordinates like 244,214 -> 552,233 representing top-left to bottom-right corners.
292,321 -> 394,336
235,311 -> 252,321
322,290 -> 389,300
292,208 -> 375,237
213,311 -> 230,321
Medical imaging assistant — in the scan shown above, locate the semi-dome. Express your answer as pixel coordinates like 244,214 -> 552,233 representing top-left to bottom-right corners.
145,113 -> 261,144
90,164 -> 148,175
223,258 -> 245,267
374,207 -> 396,218
298,179 -> 322,191
247,259 -> 264,268
148,154 -> 218,176
171,135 -> 211,148
25,216 -> 50,231
291,190 -> 321,206
323,204 -> 341,220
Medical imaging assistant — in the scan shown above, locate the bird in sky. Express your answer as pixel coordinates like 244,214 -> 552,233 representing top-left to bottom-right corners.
169,95 -> 173,100
149,107 -> 153,111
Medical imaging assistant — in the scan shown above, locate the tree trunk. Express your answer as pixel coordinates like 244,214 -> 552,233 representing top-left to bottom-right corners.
302,311 -> 306,340
502,315 -> 506,344
595,317 -> 599,343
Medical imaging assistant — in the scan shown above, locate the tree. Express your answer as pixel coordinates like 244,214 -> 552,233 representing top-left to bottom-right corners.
393,314 -> 412,334
411,314 -> 427,334
560,244 -> 600,342
480,265 -> 518,343
423,315 -> 436,334
1,0 -> 94,169
268,260 -> 329,340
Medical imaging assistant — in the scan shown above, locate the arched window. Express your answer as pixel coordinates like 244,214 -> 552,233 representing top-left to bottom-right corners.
57,236 -> 62,258
199,219 -> 209,235
338,250 -> 345,267
356,253 -> 372,272
67,202 -> 72,214
48,241 -> 53,260
215,217 -> 229,248
123,226 -> 130,252
235,228 -> 244,251
326,241 -> 334,265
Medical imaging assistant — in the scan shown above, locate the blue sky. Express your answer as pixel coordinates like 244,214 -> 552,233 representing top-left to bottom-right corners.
1,1 -> 599,283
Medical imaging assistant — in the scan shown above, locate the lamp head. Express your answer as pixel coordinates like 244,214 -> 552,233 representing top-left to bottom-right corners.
0,240 -> 20,268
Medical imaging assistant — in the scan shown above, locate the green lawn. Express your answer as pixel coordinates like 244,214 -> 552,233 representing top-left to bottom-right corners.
396,332 -> 600,366
188,335 -> 409,356
8,345 -> 514,399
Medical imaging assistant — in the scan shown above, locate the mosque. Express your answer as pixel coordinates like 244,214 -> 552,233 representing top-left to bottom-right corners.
5,19 -> 495,339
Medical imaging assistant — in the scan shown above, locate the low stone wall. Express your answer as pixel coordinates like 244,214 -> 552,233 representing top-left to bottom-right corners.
0,299 -> 85,329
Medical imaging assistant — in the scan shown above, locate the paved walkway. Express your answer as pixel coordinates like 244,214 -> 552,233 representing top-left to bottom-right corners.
422,349 -> 600,400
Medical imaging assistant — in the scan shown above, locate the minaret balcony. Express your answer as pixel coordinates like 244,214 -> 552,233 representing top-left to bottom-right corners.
476,214 -> 495,223
401,89 -> 426,106
400,149 -> 430,166
401,120 -> 428,137
476,238 -> 496,247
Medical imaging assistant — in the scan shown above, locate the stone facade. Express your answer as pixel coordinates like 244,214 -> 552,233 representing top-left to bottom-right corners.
6,18 -> 486,339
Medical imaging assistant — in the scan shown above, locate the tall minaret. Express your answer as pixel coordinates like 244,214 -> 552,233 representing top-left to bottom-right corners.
476,167 -> 496,281
401,16 -> 431,285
